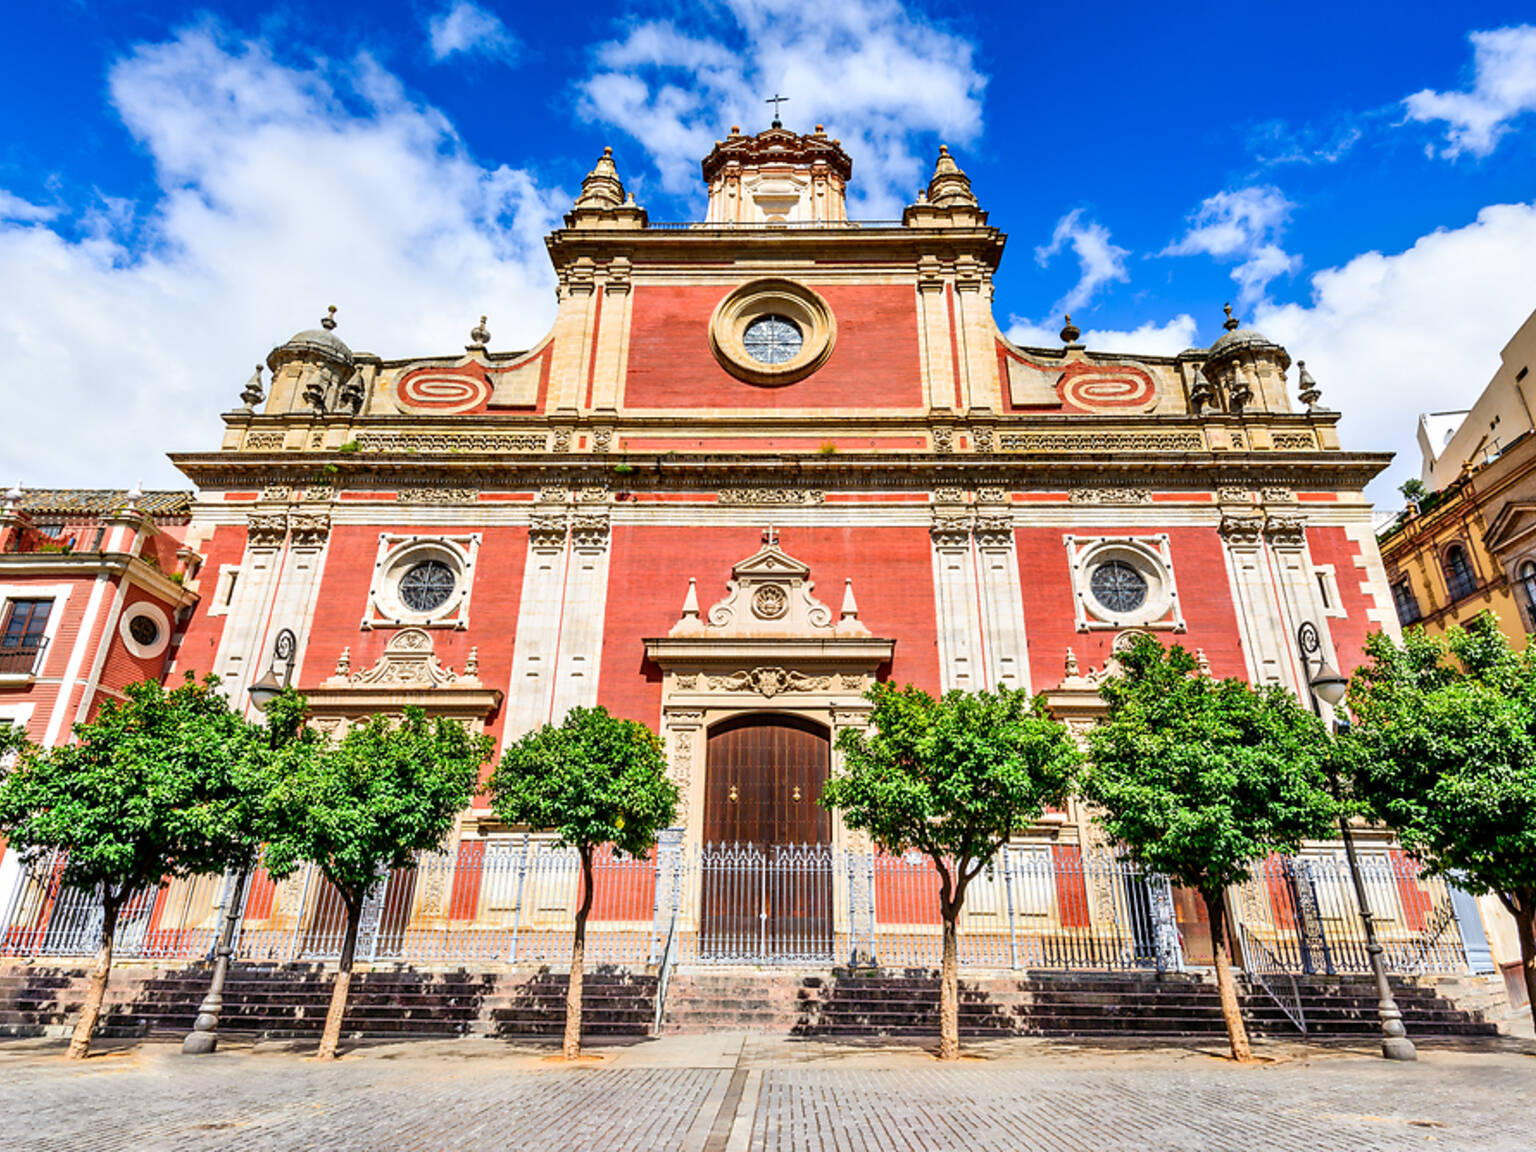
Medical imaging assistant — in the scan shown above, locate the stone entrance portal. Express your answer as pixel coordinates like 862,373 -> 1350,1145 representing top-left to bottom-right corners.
700,714 -> 832,959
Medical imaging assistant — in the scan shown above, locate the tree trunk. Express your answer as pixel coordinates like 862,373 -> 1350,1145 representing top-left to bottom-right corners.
317,894 -> 361,1062
1204,888 -> 1253,1063
939,900 -> 960,1061
564,846 -> 596,1061
1515,895 -> 1536,1034
67,894 -> 120,1061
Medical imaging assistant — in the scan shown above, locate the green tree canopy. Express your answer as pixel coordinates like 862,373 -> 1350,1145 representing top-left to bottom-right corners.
1345,612 -> 1536,1023
256,696 -> 489,1059
491,705 -> 677,1060
1082,636 -> 1338,1061
0,674 -> 262,1059
824,682 -> 1080,1059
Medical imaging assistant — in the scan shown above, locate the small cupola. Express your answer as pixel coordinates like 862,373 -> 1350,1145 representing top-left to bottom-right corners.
701,122 -> 853,225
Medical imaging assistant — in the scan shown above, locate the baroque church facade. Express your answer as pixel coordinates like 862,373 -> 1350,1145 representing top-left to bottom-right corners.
11,122 -> 1487,980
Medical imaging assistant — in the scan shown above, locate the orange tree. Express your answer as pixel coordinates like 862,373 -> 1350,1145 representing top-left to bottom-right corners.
0,676 -> 260,1060
823,682 -> 1080,1061
1081,636 -> 1337,1062
491,706 -> 677,1061
256,695 -> 489,1060
1345,613 -> 1536,1030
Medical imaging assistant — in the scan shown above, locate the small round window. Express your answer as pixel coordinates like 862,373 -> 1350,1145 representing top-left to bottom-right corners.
1090,560 -> 1147,614
128,616 -> 160,646
399,560 -> 457,613
741,315 -> 803,365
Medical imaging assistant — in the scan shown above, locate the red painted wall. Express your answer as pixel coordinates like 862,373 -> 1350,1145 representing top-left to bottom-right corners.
1016,526 -> 1248,689
171,524 -> 248,678
1305,525 -> 1383,673
623,284 -> 923,410
300,524 -> 529,750
598,524 -> 939,726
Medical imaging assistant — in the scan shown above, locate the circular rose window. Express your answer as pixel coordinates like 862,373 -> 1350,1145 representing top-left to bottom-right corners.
399,560 -> 457,613
741,316 -> 803,365
710,279 -> 835,386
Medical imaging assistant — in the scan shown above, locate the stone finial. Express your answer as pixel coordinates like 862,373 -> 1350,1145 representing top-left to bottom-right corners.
464,647 -> 479,676
1222,303 -> 1239,332
681,578 -> 700,621
3,481 -> 21,512
240,364 -> 265,409
467,315 -> 490,351
1060,314 -> 1081,345
321,305 -> 338,331
1189,366 -> 1215,413
125,482 -> 144,510
1064,647 -> 1080,677
573,146 -> 626,211
925,145 -> 978,209
1195,648 -> 1212,676
840,578 -> 860,621
1296,360 -> 1321,410
334,647 -> 352,678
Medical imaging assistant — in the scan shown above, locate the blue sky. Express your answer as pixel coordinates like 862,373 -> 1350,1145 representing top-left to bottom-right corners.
3,2 -> 1536,503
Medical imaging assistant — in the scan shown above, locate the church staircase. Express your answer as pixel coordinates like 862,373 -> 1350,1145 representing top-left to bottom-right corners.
0,963 -> 1498,1043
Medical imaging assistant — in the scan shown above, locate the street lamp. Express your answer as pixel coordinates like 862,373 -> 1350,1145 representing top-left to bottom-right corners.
182,628 -> 297,1055
1296,620 -> 1417,1062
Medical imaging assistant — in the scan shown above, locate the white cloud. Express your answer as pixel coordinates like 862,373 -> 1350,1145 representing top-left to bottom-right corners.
426,1 -> 518,64
1249,118 -> 1363,166
1161,185 -> 1300,307
577,0 -> 986,217
0,190 -> 59,222
1405,25 -> 1536,159
0,26 -> 562,490
1034,209 -> 1129,315
1255,201 -> 1536,503
1005,315 -> 1198,356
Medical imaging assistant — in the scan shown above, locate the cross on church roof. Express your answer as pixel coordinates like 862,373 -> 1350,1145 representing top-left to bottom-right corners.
765,94 -> 789,128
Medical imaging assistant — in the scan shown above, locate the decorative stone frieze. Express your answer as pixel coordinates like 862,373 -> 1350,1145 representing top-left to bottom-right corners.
528,515 -> 569,550
929,512 -> 973,549
1069,487 -> 1152,505
1264,513 -> 1308,549
327,628 -> 480,689
397,488 -> 480,505
570,514 -> 611,550
260,485 -> 292,502
243,431 -> 286,451
246,512 -> 289,547
1216,486 -> 1251,503
998,431 -> 1204,453
1261,486 -> 1297,503
1271,431 -> 1316,450
931,426 -> 955,454
355,432 -> 545,454
973,515 -> 1015,549
705,667 -> 834,696
287,513 -> 331,547
718,488 -> 824,505
1218,512 -> 1266,547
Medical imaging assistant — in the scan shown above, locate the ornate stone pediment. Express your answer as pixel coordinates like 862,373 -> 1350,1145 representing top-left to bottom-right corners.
667,530 -> 870,640
307,627 -> 502,726
645,531 -> 895,694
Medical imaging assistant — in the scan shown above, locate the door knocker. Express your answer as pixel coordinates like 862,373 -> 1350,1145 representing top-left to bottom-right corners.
728,784 -> 739,803
791,785 -> 802,802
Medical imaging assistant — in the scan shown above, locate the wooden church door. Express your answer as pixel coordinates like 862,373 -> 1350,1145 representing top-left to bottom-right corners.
700,714 -> 833,960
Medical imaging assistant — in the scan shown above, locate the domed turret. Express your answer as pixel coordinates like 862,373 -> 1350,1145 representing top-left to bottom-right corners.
1199,305 -> 1293,414
566,148 -> 647,229
264,307 -> 363,415
701,122 -> 852,225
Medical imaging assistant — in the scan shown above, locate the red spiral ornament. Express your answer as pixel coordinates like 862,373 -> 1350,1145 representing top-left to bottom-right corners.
396,369 -> 492,413
1059,363 -> 1157,411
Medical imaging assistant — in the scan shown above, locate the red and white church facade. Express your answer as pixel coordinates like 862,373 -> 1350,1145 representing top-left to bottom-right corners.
0,124 -> 1492,980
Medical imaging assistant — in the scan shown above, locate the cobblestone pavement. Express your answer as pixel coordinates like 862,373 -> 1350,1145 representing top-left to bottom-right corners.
0,1034 -> 1532,1151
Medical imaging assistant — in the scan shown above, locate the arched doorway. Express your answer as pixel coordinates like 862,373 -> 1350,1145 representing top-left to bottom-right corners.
700,713 -> 833,960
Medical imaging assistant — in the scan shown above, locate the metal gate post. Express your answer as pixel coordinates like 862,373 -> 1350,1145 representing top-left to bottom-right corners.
1149,875 -> 1183,973
648,828 -> 683,965
507,833 -> 531,964
1002,846 -> 1020,971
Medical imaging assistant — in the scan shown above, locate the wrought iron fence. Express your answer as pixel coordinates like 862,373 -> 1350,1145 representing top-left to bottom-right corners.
0,840 -> 1475,976
1231,852 -> 1468,976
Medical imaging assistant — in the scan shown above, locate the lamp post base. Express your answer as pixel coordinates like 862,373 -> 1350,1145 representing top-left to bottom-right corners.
1381,1035 -> 1418,1061
181,1027 -> 220,1056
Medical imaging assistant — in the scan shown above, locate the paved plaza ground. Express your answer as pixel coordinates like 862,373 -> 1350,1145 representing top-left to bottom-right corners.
0,1031 -> 1532,1152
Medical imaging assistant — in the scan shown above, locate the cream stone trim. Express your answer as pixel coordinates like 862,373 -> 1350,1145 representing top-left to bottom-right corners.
119,601 -> 171,660
709,279 -> 836,386
1066,534 -> 1185,633
364,533 -> 481,631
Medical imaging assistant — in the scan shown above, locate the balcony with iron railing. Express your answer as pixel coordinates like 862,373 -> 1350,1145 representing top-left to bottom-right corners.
0,637 -> 48,680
